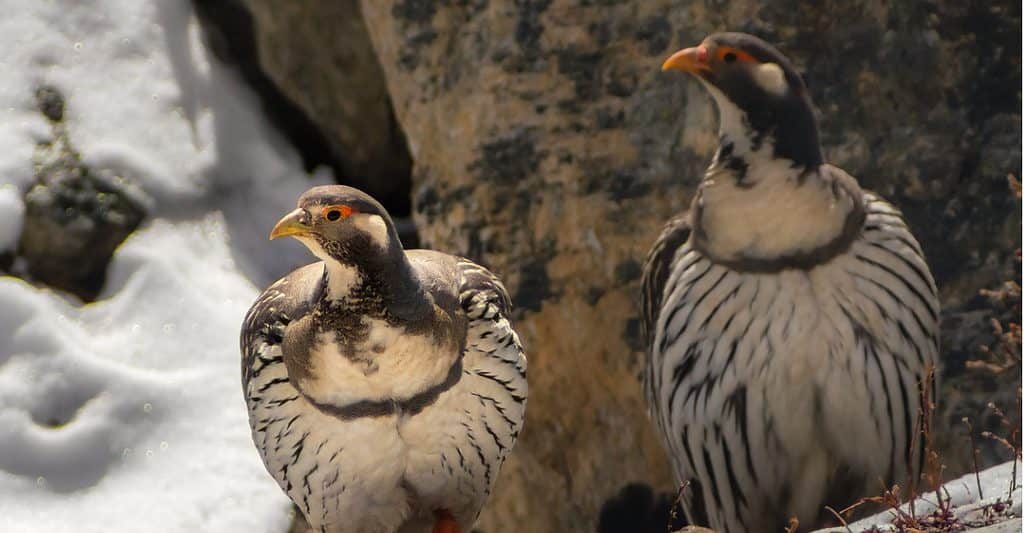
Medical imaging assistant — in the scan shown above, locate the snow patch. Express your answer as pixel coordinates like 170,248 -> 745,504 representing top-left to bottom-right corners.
815,461 -> 1023,532
0,216 -> 293,531
0,0 -> 333,530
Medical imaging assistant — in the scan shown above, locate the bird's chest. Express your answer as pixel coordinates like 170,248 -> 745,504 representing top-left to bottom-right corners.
696,165 -> 854,265
657,252 -> 866,398
752,269 -> 850,384
300,317 -> 459,408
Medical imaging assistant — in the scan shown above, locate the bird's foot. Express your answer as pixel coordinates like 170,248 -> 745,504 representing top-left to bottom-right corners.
432,509 -> 460,533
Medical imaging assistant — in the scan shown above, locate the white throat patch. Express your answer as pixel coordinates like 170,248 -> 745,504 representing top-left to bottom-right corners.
296,235 -> 361,298
700,80 -> 752,153
752,62 -> 788,96
323,261 -> 359,299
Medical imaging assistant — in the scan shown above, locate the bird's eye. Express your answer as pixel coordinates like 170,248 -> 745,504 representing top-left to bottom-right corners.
723,52 -> 737,63
322,205 -> 354,221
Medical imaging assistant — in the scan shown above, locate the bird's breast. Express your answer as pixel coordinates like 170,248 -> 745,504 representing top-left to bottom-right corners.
695,161 -> 858,267
298,318 -> 463,410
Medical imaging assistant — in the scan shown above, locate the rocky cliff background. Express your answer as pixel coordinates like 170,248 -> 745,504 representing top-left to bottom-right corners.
4,0 -> 1019,531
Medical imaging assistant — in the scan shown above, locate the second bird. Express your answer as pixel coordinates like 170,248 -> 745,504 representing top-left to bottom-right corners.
643,33 -> 940,531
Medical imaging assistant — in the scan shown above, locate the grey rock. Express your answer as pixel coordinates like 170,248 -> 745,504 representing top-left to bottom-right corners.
35,86 -> 64,123
17,86 -> 146,302
935,269 -> 1021,476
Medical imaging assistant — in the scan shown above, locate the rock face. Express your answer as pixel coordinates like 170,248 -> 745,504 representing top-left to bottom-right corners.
357,1 -> 1020,530
17,86 -> 146,302
217,0 -> 1021,530
229,0 -> 413,213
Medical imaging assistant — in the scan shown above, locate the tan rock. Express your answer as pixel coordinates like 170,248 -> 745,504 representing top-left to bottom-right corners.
360,2 -> 700,530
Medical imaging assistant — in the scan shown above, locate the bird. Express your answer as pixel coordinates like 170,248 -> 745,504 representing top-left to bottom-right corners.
642,32 -> 940,532
240,185 -> 527,533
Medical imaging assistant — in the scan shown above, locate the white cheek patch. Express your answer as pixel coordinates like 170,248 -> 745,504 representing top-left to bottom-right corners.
752,62 -> 788,96
352,214 -> 390,249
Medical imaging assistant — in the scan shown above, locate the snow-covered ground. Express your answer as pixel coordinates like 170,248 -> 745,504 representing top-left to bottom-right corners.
817,461 -> 1022,532
0,1 -> 332,531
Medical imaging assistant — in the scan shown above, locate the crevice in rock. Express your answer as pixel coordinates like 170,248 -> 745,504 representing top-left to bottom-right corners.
192,0 -> 418,248
192,1 -> 341,177
598,483 -> 685,533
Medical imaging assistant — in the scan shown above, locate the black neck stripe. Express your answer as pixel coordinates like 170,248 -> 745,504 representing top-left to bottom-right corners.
301,356 -> 464,420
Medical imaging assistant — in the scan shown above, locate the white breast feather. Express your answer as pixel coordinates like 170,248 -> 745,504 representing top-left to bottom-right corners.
302,322 -> 459,407
699,159 -> 856,262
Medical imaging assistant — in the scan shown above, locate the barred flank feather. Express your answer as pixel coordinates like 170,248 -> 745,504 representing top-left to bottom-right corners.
642,194 -> 939,532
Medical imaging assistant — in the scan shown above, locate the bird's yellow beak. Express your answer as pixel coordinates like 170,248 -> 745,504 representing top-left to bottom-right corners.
662,45 -> 711,74
269,208 -> 311,240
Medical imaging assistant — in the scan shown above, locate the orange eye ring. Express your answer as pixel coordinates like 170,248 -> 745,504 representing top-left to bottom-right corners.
322,205 -> 354,221
717,47 -> 756,64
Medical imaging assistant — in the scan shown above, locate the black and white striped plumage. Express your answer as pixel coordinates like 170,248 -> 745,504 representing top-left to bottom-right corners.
643,33 -> 939,532
241,186 -> 527,533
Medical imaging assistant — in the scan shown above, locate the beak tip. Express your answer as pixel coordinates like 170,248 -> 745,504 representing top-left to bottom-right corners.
269,208 -> 309,241
662,46 -> 707,75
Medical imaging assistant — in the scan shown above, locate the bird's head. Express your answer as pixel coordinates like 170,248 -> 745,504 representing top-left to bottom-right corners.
270,185 -> 402,267
663,32 -> 823,169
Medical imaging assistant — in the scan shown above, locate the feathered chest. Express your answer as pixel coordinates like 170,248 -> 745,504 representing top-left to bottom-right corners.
282,297 -> 466,412
311,299 -> 395,361
655,249 -> 852,387
651,195 -> 939,414
659,237 -> 933,367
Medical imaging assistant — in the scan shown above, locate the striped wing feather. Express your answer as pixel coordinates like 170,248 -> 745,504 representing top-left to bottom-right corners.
425,258 -> 528,509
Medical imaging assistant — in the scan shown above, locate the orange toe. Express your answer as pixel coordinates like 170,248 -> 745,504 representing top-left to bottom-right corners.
432,509 -> 461,533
